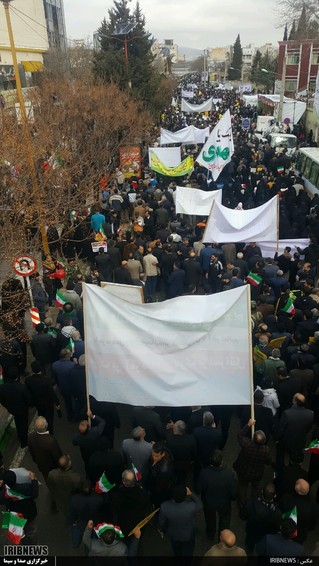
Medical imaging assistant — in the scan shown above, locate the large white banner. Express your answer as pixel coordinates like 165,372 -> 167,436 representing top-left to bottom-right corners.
258,239 -> 308,258
148,147 -> 181,168
197,110 -> 234,181
160,125 -> 209,145
84,284 -> 251,407
181,97 -> 213,113
204,196 -> 278,243
176,186 -> 222,215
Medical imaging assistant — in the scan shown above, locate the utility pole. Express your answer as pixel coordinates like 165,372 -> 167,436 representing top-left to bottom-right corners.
2,0 -> 50,255
278,45 -> 287,124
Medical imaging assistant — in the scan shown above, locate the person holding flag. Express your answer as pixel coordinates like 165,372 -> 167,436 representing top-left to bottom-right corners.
83,519 -> 141,557
280,479 -> 318,545
0,469 -> 39,543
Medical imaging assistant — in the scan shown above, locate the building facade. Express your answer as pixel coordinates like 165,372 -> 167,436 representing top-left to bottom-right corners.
43,0 -> 67,50
0,0 -> 49,89
278,40 -> 319,95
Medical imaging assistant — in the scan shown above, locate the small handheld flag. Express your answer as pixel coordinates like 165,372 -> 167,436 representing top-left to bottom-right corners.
55,289 -> 67,308
281,297 -> 296,315
95,472 -> 115,494
305,440 -> 319,454
2,511 -> 27,545
246,272 -> 262,287
282,506 -> 297,538
131,461 -> 142,482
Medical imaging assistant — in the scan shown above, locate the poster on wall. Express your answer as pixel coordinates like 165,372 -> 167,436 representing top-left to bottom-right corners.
119,146 -> 141,179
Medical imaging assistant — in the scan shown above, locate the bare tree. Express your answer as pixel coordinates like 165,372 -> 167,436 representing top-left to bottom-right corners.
277,0 -> 319,27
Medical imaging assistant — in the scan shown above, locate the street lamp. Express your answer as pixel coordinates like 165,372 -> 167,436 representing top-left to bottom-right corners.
99,23 -> 137,89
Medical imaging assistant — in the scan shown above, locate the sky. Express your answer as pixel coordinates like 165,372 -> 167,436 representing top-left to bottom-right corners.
64,0 -> 283,50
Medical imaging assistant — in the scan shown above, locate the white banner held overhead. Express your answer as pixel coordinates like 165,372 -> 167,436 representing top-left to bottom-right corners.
148,147 -> 181,168
181,97 -> 213,113
160,125 -> 209,145
175,186 -> 222,216
197,110 -> 234,181
84,284 -> 251,407
258,239 -> 308,258
181,90 -> 194,99
204,196 -> 278,243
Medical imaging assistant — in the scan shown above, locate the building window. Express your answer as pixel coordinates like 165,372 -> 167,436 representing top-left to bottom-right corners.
312,52 -> 319,65
287,53 -> 300,65
309,79 -> 317,93
285,79 -> 297,92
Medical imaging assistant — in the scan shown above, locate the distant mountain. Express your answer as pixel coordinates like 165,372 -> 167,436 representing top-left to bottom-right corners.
178,46 -> 202,61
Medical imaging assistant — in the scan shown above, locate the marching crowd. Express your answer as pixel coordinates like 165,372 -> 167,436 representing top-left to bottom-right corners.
1,73 -> 319,558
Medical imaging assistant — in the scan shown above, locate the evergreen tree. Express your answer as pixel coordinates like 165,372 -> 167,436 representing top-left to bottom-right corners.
295,5 -> 308,38
283,23 -> 288,40
229,35 -> 242,80
289,20 -> 296,39
250,50 -> 262,84
93,0 -> 159,107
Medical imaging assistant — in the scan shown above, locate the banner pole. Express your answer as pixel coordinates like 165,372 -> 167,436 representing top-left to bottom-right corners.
201,197 -> 216,246
82,283 -> 91,426
247,284 -> 255,438
276,194 -> 280,254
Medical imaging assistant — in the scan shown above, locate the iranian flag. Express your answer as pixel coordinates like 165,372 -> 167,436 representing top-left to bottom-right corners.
277,165 -> 285,174
56,257 -> 66,269
246,272 -> 262,287
2,511 -> 27,545
4,485 -> 29,502
95,472 -> 115,494
94,522 -> 124,539
131,461 -> 142,482
282,506 -> 297,538
66,338 -> 75,355
305,439 -> 319,454
55,289 -> 67,308
282,297 -> 296,315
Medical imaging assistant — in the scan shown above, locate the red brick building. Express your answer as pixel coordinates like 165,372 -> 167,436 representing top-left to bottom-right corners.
277,40 -> 319,95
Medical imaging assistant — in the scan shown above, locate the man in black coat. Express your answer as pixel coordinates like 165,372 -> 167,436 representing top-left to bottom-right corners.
277,393 -> 313,468
241,390 -> 276,443
166,420 -> 197,483
196,449 -> 237,539
245,483 -> 282,552
28,416 -> 62,482
275,451 -> 308,500
25,361 -> 60,434
114,261 -> 133,285
111,470 -> 151,540
280,479 -> 318,544
256,518 -> 304,556
69,479 -> 109,547
182,252 -> 201,291
166,261 -> 185,299
193,411 -> 223,471
30,323 -> 55,368
132,406 -> 166,443
275,367 -> 304,415
0,367 -> 32,447
73,411 -> 106,475
95,247 -> 113,282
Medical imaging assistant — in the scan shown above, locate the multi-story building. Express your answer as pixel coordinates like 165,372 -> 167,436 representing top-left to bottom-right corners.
278,39 -> 319,95
152,39 -> 179,64
43,0 -> 67,50
0,0 -> 49,89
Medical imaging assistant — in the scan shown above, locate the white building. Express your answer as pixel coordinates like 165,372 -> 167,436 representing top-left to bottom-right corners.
0,0 -> 49,87
152,39 -> 179,64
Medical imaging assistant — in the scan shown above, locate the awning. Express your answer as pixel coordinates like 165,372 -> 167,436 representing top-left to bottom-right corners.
21,61 -> 44,72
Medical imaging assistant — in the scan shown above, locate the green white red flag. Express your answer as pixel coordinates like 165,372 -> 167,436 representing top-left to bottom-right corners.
305,439 -> 319,454
246,272 -> 262,287
95,473 -> 115,494
2,511 -> 27,545
282,506 -> 297,538
4,485 -> 29,502
131,461 -> 142,482
55,289 -> 67,308
94,522 -> 124,539
282,297 -> 296,315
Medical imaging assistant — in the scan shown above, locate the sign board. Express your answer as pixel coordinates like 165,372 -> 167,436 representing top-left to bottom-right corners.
91,242 -> 108,253
13,254 -> 37,277
100,281 -> 144,304
119,146 -> 141,179
242,117 -> 250,130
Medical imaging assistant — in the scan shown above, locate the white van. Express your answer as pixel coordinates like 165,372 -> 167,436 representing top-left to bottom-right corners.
268,133 -> 297,157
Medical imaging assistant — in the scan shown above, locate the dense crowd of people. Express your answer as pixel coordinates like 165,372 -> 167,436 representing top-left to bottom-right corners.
1,73 -> 319,557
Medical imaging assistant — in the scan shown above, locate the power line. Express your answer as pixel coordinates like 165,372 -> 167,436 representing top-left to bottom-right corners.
9,4 -> 48,30
9,5 -> 49,44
